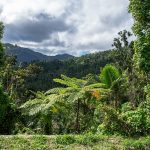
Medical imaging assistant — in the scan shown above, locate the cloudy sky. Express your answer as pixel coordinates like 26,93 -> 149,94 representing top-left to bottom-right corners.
0,0 -> 133,56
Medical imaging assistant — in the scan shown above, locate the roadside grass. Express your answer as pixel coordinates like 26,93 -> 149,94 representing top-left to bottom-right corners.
0,134 -> 149,150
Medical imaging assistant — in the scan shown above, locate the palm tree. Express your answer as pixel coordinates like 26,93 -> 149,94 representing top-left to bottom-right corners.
100,64 -> 120,88
100,64 -> 126,108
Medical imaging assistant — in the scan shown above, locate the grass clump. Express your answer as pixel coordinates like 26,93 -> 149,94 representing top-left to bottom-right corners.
123,136 -> 150,150
0,135 -> 150,150
55,133 -> 107,146
55,134 -> 76,145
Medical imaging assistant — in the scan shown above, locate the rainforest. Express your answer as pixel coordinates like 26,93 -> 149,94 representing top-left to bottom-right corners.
0,0 -> 150,149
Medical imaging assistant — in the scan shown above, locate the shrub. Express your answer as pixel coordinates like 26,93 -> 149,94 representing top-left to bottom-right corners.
97,102 -> 150,136
55,135 -> 76,145
0,85 -> 16,134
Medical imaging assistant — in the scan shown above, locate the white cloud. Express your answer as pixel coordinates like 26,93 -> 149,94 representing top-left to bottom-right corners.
0,0 -> 133,56
0,0 -> 70,23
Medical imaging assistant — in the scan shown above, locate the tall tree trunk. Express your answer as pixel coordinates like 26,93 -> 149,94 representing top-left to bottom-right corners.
75,99 -> 80,133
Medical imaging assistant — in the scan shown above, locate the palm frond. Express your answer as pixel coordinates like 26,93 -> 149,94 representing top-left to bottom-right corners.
100,64 -> 120,88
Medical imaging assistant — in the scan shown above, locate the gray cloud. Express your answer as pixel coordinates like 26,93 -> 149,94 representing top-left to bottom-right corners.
100,11 -> 131,31
0,8 -> 2,14
0,0 -> 133,56
4,13 -> 72,43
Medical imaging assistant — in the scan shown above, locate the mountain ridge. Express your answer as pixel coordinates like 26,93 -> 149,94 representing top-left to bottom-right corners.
4,43 -> 74,62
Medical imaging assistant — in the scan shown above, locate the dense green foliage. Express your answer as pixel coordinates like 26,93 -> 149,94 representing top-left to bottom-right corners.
129,0 -> 150,73
112,30 -> 134,72
23,50 -> 113,92
0,0 -> 149,148
1,28 -> 150,137
0,85 -> 16,134
20,75 -> 109,134
97,101 -> 150,136
0,23 -> 17,134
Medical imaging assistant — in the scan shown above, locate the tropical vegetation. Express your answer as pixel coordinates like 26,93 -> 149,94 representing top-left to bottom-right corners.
0,0 -> 150,149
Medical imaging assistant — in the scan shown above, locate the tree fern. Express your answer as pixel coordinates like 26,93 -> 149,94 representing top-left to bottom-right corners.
21,74 -> 110,133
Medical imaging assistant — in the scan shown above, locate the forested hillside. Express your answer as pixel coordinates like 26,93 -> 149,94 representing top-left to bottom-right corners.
24,50 -> 113,92
5,43 -> 74,62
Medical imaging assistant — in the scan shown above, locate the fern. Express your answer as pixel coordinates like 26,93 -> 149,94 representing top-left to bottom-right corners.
84,83 -> 107,89
20,92 -> 68,116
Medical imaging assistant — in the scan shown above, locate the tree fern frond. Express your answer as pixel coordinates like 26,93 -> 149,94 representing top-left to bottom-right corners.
35,91 -> 46,99
53,78 -> 79,88
86,88 -> 111,93
67,91 -> 85,102
45,87 -> 67,94
28,104 -> 46,116
45,87 -> 76,95
20,92 -> 67,116
20,98 -> 44,109
84,83 -> 107,89
65,76 -> 87,87
61,74 -> 86,84
54,75 -> 87,88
